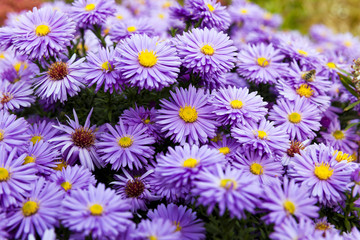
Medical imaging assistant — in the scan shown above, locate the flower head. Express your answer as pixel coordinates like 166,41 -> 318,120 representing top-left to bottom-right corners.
0,81 -> 35,111
132,218 -> 181,240
109,18 -> 154,42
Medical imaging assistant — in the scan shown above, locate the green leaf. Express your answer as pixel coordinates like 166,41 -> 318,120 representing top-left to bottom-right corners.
344,219 -> 351,232
344,100 -> 360,111
338,68 -> 352,77
345,121 -> 360,130
340,76 -> 359,97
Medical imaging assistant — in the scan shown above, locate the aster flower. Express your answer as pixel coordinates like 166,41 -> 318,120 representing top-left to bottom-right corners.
156,85 -> 218,145
49,165 -> 96,194
349,168 -> 360,197
155,144 -> 225,191
232,149 -> 284,185
116,34 -> 181,91
0,110 -> 29,152
132,218 -> 181,240
0,212 -> 8,239
34,55 -> 85,103
0,56 -> 36,84
186,0 -> 231,31
288,144 -> 353,204
261,178 -> 319,224
111,168 -> 159,212
6,177 -> 64,239
268,96 -> 322,141
27,120 -> 59,145
147,203 -> 206,240
193,164 -> 262,218
97,120 -> 155,170
69,0 -> 116,27
344,227 -> 360,240
11,7 -> 75,60
228,2 -> 264,24
231,118 -> 289,158
270,218 -> 321,240
109,18 -> 154,42
0,147 -> 37,208
0,80 -> 35,111
211,86 -> 268,126
51,109 -> 102,171
176,28 -> 237,77
281,140 -> 310,166
61,183 -> 133,239
236,43 -> 288,84
314,217 -> 339,238
208,135 -> 240,164
83,47 -> 121,93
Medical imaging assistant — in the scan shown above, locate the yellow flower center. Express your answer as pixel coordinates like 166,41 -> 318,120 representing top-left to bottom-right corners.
183,158 -> 198,168
53,160 -> 67,171
14,62 -> 28,72
143,118 -> 151,124
89,203 -> 103,216
264,13 -> 272,20
158,13 -> 165,19
296,84 -> 314,98
288,112 -> 302,124
174,221 -> 182,232
162,1 -> 172,8
240,8 -> 248,14
30,135 -> 43,145
85,3 -> 96,11
149,236 -> 157,240
116,15 -> 123,20
333,150 -> 354,162
344,41 -> 352,47
298,49 -> 308,56
61,181 -> 72,191
0,167 -> 9,181
250,163 -> 263,175
256,130 -> 267,139
179,105 -> 198,123
201,44 -> 214,56
315,222 -> 331,231
230,100 -> 243,109
283,200 -> 296,214
327,62 -> 336,69
138,50 -> 157,67
101,61 -> 113,71
23,155 -> 35,165
127,26 -> 137,32
219,147 -> 230,155
118,136 -> 133,148
22,201 -> 39,216
0,53 -> 5,59
220,178 -> 237,190
35,24 -> 51,36
332,130 -> 345,140
314,162 -> 334,180
257,57 -> 269,67
0,131 -> 4,142
207,3 -> 215,12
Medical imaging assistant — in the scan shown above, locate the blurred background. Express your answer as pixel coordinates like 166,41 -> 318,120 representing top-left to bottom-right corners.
1,0 -> 359,35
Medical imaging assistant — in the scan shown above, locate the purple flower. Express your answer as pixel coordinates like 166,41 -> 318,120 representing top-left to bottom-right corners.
0,212 -> 8,239
237,43 -> 288,84
0,81 -> 34,111
176,28 -> 237,77
51,109 -> 102,171
156,85 -> 218,145
6,177 -> 64,239
268,96 -> 322,141
0,110 -> 29,152
208,135 -> 240,164
27,120 -> 59,145
116,34 -> 181,91
11,7 -> 75,60
147,203 -> 206,240
288,144 -> 353,204
261,177 -> 319,224
270,218 -> 321,240
211,86 -> 268,126
97,120 -> 155,170
109,18 -> 154,42
192,165 -> 262,218
132,218 -> 181,240
61,183 -> 133,239
0,147 -> 37,208
34,55 -> 85,103
280,140 -> 310,166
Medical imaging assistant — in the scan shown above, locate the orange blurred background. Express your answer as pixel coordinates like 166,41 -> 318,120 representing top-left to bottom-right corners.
0,0 -> 42,24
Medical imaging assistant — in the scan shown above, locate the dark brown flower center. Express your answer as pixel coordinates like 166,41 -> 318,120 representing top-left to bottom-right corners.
71,127 -> 95,148
48,61 -> 68,81
286,141 -> 305,157
125,178 -> 145,198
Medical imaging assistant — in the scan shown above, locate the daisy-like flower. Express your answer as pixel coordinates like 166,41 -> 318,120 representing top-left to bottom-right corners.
34,55 -> 85,103
156,85 -> 218,145
147,203 -> 206,240
51,109 -> 102,171
348,168 -> 360,197
268,96 -> 322,141
211,86 -> 268,126
320,119 -> 359,154
0,81 -> 35,111
49,165 -> 96,194
186,0 -> 231,31
0,212 -> 8,239
176,28 -> 237,77
132,218 -> 181,240
6,178 -> 64,239
0,110 -> 29,152
236,43 -> 288,84
109,18 -> 154,42
155,144 -> 225,191
233,149 -> 284,185
69,0 -> 116,27
11,7 -> 75,60
192,165 -> 262,219
231,118 -> 289,158
116,34 -> 181,91
83,47 -> 121,93
27,120 -> 59,145
0,147 -> 37,208
270,218 -> 321,240
208,135 -> 240,164
97,120 -> 155,170
111,168 -> 159,212
281,140 -> 310,166
288,144 -> 353,204
61,183 -> 133,239
261,178 -> 319,224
